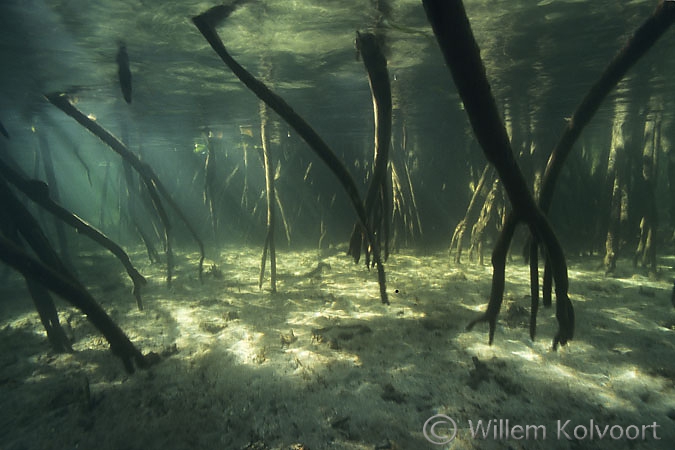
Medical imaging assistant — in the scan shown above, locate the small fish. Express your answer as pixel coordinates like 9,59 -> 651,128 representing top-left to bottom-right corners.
116,42 -> 132,104
0,119 -> 9,139
239,124 -> 253,137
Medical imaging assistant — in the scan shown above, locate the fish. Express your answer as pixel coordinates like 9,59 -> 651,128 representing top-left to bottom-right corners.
239,124 -> 253,137
0,119 -> 9,139
116,42 -> 132,104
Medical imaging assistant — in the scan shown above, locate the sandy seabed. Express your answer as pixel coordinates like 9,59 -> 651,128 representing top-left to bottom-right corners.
1,245 -> 674,450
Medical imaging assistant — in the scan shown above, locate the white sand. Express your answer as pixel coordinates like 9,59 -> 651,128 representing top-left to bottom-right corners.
1,246 -> 673,449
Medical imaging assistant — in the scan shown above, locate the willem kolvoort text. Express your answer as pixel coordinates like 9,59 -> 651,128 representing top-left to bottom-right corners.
466,419 -> 661,441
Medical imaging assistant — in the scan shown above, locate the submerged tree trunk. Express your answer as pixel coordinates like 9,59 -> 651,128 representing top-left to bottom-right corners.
468,175 -> 501,266
349,31 -> 392,304
390,104 -> 422,253
122,159 -> 160,264
204,131 -> 220,240
634,116 -> 659,277
450,163 -> 493,264
259,100 -> 277,293
604,107 -> 629,274
348,31 -> 393,269
0,176 -> 71,350
36,130 -> 73,270
667,128 -> 675,237
0,199 -> 72,353
25,280 -> 73,353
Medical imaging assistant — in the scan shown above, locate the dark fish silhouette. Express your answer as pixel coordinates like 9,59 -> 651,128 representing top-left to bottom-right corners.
116,42 -> 132,104
0,119 -> 9,139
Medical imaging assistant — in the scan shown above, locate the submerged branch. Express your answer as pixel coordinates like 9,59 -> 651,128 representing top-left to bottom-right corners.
192,7 -> 369,238
352,30 -> 393,304
0,234 -> 150,373
423,0 -> 574,348
0,156 -> 147,310
193,6 -> 389,304
260,100 -> 277,293
349,31 -> 392,269
532,0 -> 674,321
45,92 -> 205,284
540,0 -> 675,212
